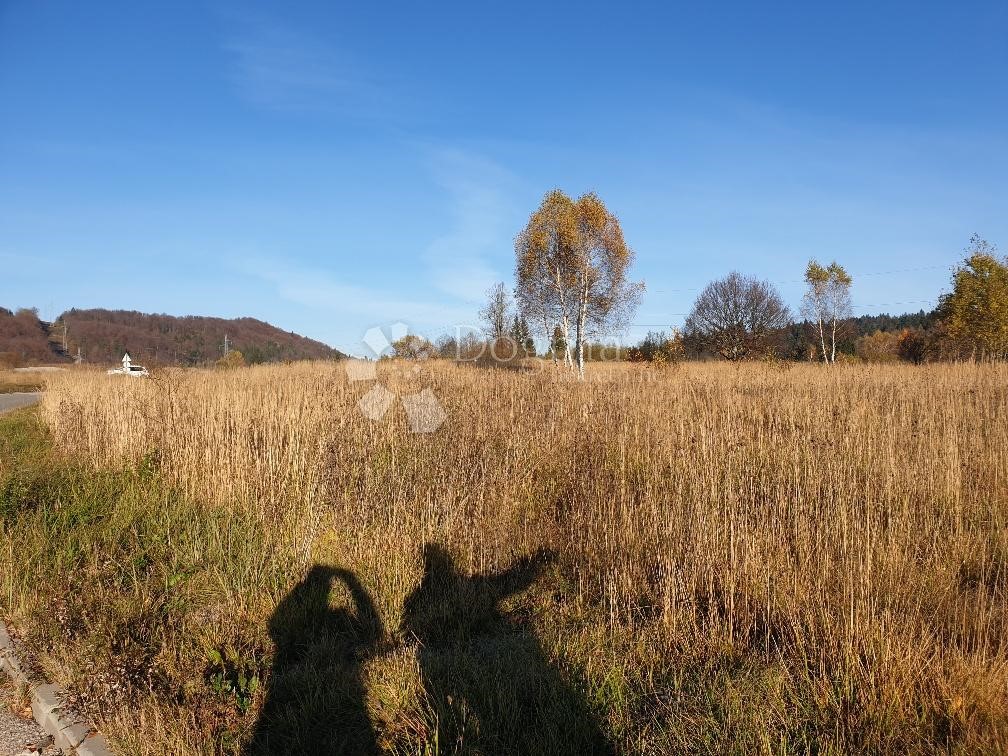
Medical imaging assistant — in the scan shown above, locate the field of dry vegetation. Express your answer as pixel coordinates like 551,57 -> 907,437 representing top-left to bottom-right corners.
0,368 -> 47,394
1,359 -> 1007,754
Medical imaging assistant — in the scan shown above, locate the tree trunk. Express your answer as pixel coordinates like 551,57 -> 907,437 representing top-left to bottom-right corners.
574,274 -> 589,380
830,317 -> 837,364
561,314 -> 573,371
817,317 -> 828,363
554,264 -> 574,372
544,314 -> 558,366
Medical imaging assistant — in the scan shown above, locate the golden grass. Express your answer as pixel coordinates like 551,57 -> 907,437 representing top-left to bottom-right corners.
7,359 -> 1008,753
0,368 -> 51,394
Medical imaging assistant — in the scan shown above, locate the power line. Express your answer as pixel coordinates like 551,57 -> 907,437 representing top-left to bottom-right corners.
648,262 -> 951,297
628,299 -> 939,326
849,299 -> 936,310
855,264 -> 950,278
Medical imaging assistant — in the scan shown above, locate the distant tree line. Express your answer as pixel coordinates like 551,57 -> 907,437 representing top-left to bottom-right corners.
402,225 -> 1005,369
6,216 -> 1003,371
658,235 -> 1006,365
793,235 -> 1008,364
0,308 -> 346,367
54,308 -> 346,366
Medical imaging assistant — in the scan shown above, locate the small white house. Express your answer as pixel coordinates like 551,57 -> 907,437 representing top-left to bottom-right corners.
107,351 -> 149,377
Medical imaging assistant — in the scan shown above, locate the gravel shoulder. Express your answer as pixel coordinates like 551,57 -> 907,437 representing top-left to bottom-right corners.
0,677 -> 59,756
0,709 -> 53,756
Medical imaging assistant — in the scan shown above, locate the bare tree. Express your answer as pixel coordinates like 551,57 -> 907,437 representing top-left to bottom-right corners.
802,260 -> 852,364
684,271 -> 791,360
479,282 -> 512,340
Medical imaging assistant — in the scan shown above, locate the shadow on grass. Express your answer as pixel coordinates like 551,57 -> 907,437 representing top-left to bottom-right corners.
244,565 -> 384,756
402,544 -> 614,755
247,548 -> 612,754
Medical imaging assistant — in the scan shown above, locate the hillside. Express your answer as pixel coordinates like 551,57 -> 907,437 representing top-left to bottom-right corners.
0,307 -> 58,365
0,307 -> 344,366
58,308 -> 345,366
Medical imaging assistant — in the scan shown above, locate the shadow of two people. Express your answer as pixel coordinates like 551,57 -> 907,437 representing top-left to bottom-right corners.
245,544 -> 612,755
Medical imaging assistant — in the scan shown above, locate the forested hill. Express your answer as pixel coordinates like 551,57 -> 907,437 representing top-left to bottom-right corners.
848,309 -> 934,336
0,307 -> 344,366
0,307 -> 54,364
60,308 -> 345,365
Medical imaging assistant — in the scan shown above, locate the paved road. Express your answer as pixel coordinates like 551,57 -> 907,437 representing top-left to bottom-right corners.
0,394 -> 41,416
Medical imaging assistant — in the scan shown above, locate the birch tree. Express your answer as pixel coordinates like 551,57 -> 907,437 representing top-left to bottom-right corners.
802,260 -> 852,364
570,193 -> 643,379
515,190 -> 579,371
515,190 -> 642,379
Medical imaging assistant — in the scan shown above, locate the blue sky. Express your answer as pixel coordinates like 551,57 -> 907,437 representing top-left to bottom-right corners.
1,1 -> 1005,354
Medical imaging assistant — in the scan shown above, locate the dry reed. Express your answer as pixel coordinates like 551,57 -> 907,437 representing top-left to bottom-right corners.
13,359 -> 1008,753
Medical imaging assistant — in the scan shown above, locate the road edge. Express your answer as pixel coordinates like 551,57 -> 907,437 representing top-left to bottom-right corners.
0,393 -> 43,416
0,621 -> 112,756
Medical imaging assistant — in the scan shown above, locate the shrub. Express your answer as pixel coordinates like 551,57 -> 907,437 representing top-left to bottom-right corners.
855,330 -> 902,363
896,328 -> 930,364
216,350 -> 246,369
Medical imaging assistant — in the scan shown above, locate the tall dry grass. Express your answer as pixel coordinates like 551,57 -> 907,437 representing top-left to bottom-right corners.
0,367 -> 52,393
12,359 -> 1008,752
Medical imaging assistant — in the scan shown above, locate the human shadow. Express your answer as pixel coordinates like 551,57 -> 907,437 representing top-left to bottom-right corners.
245,565 -> 384,756
402,544 -> 614,755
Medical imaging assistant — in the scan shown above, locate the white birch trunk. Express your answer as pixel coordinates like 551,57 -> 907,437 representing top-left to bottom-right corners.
830,316 -> 837,364
561,313 -> 573,371
554,264 -> 574,372
576,290 -> 587,380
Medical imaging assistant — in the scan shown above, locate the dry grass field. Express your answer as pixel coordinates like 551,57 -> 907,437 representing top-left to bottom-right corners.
1,359 -> 1007,754
0,368 -> 50,394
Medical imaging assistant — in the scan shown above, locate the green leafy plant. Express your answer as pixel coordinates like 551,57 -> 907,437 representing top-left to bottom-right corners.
205,646 -> 261,716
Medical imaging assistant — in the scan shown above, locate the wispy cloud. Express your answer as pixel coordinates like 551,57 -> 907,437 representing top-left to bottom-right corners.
422,147 -> 520,302
221,12 -> 389,117
238,257 -> 477,344
231,147 -> 524,350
